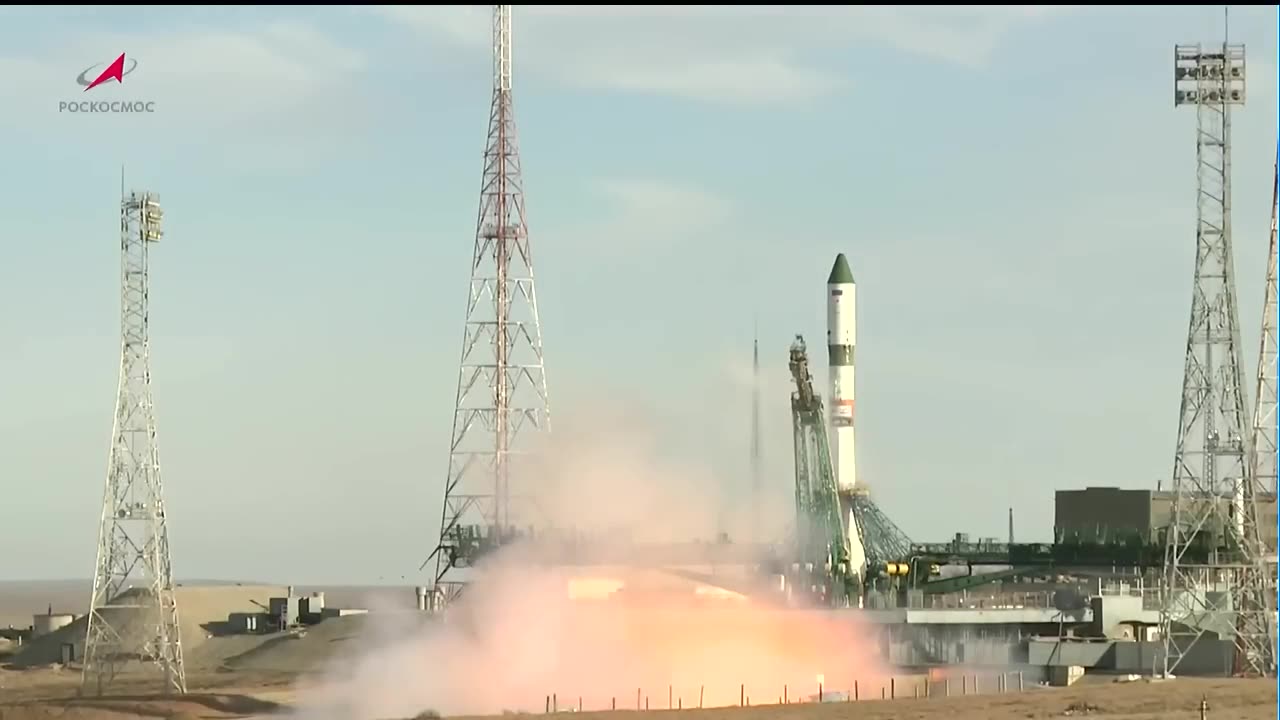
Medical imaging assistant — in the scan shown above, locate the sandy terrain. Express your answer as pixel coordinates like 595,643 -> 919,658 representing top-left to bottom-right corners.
3,581 -> 1274,719
0,581 -> 415,631
0,670 -> 1274,720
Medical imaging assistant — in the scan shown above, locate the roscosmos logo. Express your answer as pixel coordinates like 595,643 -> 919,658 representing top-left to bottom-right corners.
60,53 -> 156,114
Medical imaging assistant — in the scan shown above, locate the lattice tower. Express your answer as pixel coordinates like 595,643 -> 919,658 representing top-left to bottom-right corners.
424,4 -> 551,612
83,189 -> 186,695
1250,160 -> 1277,497
1160,39 -> 1275,678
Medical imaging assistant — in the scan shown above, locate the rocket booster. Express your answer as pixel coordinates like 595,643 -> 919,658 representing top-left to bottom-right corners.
826,253 -> 857,492
826,253 -> 866,582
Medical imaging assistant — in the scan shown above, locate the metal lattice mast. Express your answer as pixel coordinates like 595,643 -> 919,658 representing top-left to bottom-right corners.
1160,37 -> 1274,677
425,4 -> 550,612
751,323 -> 762,543
1251,161 -> 1278,496
83,189 -> 186,695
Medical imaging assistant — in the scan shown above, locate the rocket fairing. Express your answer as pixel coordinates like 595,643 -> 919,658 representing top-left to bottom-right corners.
826,253 -> 867,581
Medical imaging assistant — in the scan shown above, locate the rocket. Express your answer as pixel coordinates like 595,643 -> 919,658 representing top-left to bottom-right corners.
826,253 -> 867,581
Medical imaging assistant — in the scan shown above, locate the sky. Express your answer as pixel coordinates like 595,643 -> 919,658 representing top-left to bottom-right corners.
0,5 -> 1277,585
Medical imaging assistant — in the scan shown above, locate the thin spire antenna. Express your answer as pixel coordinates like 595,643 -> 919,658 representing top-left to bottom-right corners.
751,316 -> 761,543
494,5 -> 512,92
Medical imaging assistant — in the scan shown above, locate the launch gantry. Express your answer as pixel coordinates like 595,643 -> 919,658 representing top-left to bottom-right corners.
787,336 -> 858,607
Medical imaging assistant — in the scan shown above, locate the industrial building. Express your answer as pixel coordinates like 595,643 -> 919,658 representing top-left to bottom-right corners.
1055,487 -> 1279,554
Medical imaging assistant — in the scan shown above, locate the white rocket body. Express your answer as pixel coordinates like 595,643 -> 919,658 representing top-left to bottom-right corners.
826,253 -> 866,582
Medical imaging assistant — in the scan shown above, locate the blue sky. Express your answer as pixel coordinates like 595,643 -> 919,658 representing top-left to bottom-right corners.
0,5 -> 1276,584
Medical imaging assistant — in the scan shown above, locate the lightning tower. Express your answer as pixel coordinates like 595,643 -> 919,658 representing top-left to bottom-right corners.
1250,159 -> 1277,497
751,323 -> 762,542
83,188 -> 187,695
1160,32 -> 1275,677
425,4 -> 551,611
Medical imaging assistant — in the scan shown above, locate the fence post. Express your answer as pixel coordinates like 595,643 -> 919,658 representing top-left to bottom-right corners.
578,698 -> 583,712
961,676 -> 967,696
819,682 -> 824,703
612,697 -> 616,711
545,696 -> 550,714
854,680 -> 859,701
669,685 -> 673,710
740,684 -> 744,707
784,684 -> 788,704
1018,672 -> 1024,692
553,694 -> 558,713
699,685 -> 704,708
891,678 -> 896,699
944,678 -> 950,697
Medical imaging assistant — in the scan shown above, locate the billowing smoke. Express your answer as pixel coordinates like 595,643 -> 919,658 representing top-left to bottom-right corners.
294,407 -> 889,719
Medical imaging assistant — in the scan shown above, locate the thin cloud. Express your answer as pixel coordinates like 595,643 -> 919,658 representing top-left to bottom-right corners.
596,178 -> 734,227
544,178 -> 733,260
369,5 -> 1084,104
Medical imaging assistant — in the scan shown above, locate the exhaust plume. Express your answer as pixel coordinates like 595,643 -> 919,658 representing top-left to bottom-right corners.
295,408 -> 889,719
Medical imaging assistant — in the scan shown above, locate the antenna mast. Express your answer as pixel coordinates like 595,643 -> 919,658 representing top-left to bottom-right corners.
424,4 -> 551,612
751,321 -> 762,542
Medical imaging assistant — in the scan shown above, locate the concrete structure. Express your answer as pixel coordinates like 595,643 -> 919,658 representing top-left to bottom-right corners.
269,596 -> 302,628
1048,665 -> 1084,687
300,592 -> 325,621
32,613 -> 74,638
1027,637 -> 1235,676
1055,487 -> 1278,552
227,612 -> 266,633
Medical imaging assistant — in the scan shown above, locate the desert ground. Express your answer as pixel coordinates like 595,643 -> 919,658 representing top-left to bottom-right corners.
0,671 -> 1274,720
2,581 -> 1275,720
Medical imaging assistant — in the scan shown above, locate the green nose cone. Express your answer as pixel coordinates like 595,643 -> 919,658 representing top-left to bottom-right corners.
827,253 -> 855,284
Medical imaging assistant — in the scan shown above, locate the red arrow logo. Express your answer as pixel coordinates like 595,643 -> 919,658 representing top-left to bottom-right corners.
83,53 -> 126,92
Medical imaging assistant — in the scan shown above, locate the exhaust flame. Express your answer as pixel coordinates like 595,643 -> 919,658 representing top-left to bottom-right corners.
295,411 -> 887,719
297,547 -> 888,720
